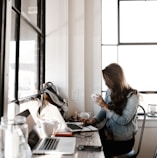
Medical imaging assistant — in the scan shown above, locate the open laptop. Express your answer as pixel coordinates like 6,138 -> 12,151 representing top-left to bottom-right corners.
66,122 -> 98,132
18,109 -> 76,155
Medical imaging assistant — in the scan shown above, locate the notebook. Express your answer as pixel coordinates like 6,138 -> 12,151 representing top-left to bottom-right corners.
18,109 -> 76,155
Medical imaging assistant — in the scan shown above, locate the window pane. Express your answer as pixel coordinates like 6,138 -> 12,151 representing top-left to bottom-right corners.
12,0 -> 15,6
102,46 -> 118,69
102,46 -> 118,91
19,19 -> 38,98
102,0 -> 118,44
120,1 -> 157,43
118,45 -> 157,91
8,11 -> 16,101
21,0 -> 38,26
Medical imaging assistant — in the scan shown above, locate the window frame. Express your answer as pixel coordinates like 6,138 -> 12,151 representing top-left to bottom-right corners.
0,0 -> 45,117
0,0 -> 7,117
101,0 -> 157,94
12,0 -> 45,101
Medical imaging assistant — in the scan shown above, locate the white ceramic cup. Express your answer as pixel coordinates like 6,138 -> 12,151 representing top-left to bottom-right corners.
91,93 -> 99,102
79,112 -> 90,119
41,120 -> 61,137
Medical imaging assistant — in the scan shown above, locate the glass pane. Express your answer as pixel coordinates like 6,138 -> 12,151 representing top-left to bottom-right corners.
102,46 -> 118,91
118,45 -> 157,91
120,1 -> 157,43
8,11 -> 16,101
21,0 -> 38,26
102,0 -> 118,44
102,46 -> 118,69
19,19 -> 38,98
12,0 -> 15,7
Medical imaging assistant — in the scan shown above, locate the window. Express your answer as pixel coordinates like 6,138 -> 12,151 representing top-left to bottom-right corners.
0,0 -> 45,119
102,0 -> 157,93
120,1 -> 157,43
8,0 -> 45,102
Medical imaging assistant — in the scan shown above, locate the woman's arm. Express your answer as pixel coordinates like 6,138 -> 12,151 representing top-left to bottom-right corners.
94,90 -> 111,122
105,94 -> 139,125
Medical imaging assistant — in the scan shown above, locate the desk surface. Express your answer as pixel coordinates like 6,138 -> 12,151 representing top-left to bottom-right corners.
32,131 -> 105,158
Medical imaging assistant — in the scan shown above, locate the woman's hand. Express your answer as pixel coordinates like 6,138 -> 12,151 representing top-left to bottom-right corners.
94,95 -> 103,105
94,95 -> 109,111
80,118 -> 97,126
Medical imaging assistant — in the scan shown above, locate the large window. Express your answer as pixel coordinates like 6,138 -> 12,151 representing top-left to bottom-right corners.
8,0 -> 45,102
0,0 -> 45,117
102,0 -> 157,93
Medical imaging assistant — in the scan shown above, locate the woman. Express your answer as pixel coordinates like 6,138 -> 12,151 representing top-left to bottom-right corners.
83,63 -> 139,158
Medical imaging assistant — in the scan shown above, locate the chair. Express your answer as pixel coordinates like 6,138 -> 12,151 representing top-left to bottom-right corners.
112,105 -> 146,158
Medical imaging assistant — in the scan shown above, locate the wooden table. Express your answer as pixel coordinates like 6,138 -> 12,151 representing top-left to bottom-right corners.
32,131 -> 105,158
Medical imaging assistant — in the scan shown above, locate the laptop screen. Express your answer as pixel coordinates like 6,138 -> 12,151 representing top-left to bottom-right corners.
17,109 -> 40,149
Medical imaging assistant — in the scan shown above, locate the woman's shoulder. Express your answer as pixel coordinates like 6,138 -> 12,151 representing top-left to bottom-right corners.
126,89 -> 138,98
126,91 -> 139,105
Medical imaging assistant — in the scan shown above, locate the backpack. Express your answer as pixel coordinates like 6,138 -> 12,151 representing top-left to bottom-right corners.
40,82 -> 68,120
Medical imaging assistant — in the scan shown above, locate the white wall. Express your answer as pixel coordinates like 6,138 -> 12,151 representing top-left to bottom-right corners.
46,0 -> 102,117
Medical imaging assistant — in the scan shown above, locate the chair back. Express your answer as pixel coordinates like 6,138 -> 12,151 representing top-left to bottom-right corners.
135,105 -> 146,157
112,105 -> 146,158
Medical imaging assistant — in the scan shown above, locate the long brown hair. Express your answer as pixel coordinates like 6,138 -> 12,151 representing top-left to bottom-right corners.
102,63 -> 138,115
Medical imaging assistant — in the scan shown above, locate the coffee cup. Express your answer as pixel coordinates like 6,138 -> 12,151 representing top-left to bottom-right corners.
91,93 -> 99,102
41,120 -> 61,137
79,112 -> 90,119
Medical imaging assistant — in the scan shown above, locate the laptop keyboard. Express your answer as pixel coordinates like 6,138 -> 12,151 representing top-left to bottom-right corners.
39,138 -> 59,150
67,124 -> 83,130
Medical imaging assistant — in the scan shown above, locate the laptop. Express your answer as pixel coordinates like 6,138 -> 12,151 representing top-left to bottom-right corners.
66,122 -> 98,132
18,109 -> 76,155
